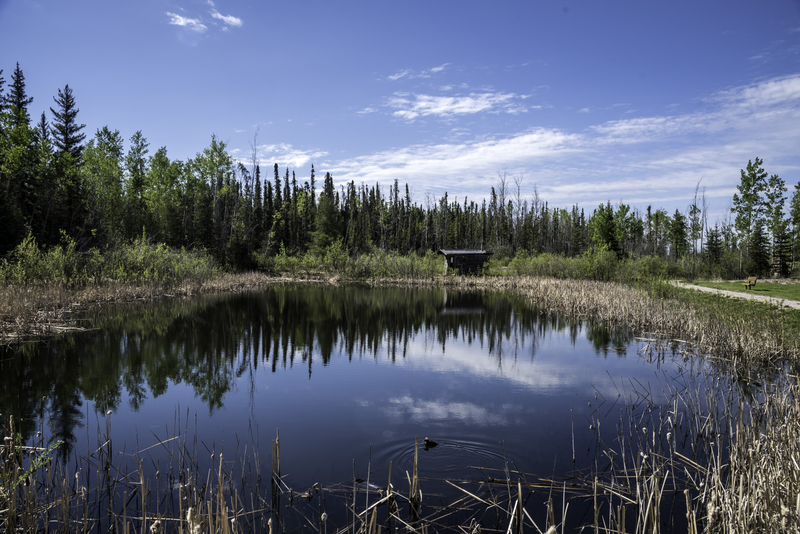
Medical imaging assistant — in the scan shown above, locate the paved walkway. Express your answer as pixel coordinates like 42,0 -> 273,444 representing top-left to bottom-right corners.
674,281 -> 800,310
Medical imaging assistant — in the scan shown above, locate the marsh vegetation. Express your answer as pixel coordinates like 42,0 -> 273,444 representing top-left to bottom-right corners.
2,280 -> 800,533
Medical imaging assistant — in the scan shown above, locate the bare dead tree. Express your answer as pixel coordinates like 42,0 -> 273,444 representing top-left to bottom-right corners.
513,173 -> 525,253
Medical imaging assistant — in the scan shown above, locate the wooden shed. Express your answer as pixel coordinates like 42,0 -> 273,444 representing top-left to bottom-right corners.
439,249 -> 493,275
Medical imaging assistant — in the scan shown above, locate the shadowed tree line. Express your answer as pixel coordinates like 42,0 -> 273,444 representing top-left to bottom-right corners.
2,63 -> 799,278
0,285 -> 629,450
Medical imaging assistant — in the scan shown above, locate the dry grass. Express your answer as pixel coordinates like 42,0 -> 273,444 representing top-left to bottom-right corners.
0,273 -> 313,344
430,275 -> 798,369
1,414 -> 562,534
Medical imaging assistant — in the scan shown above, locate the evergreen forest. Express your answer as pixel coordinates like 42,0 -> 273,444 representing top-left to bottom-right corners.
2,63 -> 800,280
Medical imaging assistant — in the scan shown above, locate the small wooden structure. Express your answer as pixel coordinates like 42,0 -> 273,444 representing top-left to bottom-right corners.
439,249 -> 493,275
742,276 -> 758,289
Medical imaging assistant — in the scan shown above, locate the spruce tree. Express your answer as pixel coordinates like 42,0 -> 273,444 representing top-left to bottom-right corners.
6,63 -> 33,126
0,68 -> 6,116
35,111 -> 49,144
747,220 -> 771,276
668,209 -> 689,259
311,172 -> 339,254
253,164 -> 263,245
588,202 -> 618,254
50,84 -> 86,161
704,224 -> 724,268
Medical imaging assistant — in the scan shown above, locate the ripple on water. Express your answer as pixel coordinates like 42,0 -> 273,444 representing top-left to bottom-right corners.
372,436 -> 516,482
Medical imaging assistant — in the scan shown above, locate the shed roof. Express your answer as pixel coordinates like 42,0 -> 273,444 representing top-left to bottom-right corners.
438,249 -> 493,256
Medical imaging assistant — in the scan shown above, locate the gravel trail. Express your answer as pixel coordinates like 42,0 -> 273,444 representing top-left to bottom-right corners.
674,281 -> 800,310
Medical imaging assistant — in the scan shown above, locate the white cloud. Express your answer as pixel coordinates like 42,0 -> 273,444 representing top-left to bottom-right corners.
167,4 -> 242,33
388,92 -> 529,120
211,9 -> 243,27
711,75 -> 800,109
241,143 -> 329,169
387,64 -> 451,81
357,107 -> 378,115
387,69 -> 411,81
325,74 -> 800,212
166,12 -> 207,32
578,108 -> 590,113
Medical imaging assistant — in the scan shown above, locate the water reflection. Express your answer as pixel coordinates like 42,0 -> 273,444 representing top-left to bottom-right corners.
0,285 -> 639,456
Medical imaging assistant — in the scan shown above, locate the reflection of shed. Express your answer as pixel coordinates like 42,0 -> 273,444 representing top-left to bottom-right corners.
439,249 -> 493,274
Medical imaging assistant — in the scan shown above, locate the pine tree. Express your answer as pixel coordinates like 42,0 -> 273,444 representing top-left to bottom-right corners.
668,209 -> 689,259
253,164 -> 263,245
747,220 -> 771,276
791,182 -> 800,273
588,202 -> 617,254
35,112 -> 49,144
704,224 -> 724,267
732,158 -> 768,267
311,172 -> 339,255
6,63 -> 33,127
50,84 -> 86,161
0,68 -> 7,117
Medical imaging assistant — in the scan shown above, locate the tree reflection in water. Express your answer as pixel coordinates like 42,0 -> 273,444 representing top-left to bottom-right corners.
0,284 -> 633,450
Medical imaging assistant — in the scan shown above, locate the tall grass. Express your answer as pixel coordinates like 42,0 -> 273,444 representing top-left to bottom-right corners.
0,234 -> 219,288
0,235 -> 223,342
258,244 -> 443,281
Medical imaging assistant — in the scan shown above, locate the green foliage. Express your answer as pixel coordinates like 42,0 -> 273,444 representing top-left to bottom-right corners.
746,220 -> 771,276
668,209 -> 689,259
496,248 -> 682,284
263,246 -> 441,280
50,84 -> 86,160
102,236 -> 219,285
0,233 -> 218,288
0,434 -> 63,494
588,202 -> 618,255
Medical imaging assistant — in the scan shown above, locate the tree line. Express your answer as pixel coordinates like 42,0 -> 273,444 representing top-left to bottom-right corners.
2,62 -> 800,278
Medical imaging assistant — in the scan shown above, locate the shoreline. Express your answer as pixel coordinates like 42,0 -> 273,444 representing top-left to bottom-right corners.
3,272 -> 797,367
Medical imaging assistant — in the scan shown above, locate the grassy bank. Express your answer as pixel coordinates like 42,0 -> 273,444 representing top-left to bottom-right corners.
692,279 -> 800,301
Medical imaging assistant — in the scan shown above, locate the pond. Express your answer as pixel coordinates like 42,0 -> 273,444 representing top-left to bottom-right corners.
0,284 -> 707,531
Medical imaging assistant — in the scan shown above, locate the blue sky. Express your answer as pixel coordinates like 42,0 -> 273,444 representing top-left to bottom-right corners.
2,0 -> 800,219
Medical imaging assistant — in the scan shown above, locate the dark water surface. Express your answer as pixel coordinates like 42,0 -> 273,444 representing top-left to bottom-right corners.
1,284 -> 702,529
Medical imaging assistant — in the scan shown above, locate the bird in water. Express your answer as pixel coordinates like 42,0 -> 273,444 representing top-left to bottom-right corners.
424,437 -> 438,451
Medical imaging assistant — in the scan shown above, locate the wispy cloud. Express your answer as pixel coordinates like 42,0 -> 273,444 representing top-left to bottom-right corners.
386,63 -> 451,81
357,107 -> 378,115
387,69 -> 411,81
388,92 -> 530,120
166,12 -> 207,33
710,75 -> 800,108
232,143 -> 329,169
325,74 -> 800,212
210,9 -> 243,28
167,3 -> 242,34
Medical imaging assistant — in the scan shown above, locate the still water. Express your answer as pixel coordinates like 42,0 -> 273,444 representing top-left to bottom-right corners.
1,284 -> 701,528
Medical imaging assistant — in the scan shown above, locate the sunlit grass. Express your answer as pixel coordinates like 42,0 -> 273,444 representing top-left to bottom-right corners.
692,280 -> 800,302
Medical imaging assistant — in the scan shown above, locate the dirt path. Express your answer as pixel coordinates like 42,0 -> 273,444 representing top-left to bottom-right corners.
674,281 -> 800,310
